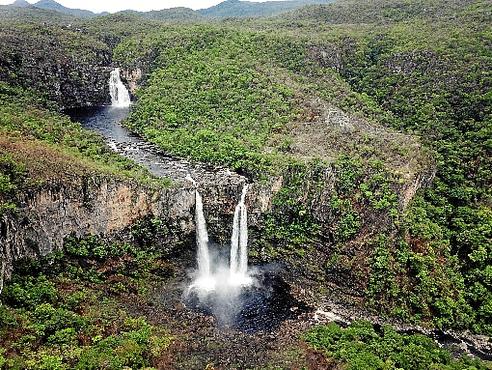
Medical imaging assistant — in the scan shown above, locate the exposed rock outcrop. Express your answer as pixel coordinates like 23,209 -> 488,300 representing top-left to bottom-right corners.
120,68 -> 142,96
0,177 -> 188,283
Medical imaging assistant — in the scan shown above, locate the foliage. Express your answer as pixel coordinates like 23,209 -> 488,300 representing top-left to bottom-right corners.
0,23 -> 110,108
119,27 -> 301,175
324,15 -> 492,333
0,153 -> 27,212
263,161 -> 322,249
0,82 -> 167,201
198,0 -> 333,19
305,321 -> 490,370
0,0 -> 490,338
247,0 -> 491,334
0,236 -> 173,369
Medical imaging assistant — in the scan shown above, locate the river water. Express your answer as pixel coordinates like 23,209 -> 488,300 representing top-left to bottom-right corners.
68,106 -> 225,182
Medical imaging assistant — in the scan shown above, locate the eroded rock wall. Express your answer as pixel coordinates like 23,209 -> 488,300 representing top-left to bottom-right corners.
0,177 -> 190,283
0,164 -> 270,288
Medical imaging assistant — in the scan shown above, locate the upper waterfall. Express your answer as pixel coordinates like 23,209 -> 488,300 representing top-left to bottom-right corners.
109,68 -> 131,108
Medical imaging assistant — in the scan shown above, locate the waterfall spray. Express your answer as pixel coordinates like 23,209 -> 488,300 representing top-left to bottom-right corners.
187,175 -> 215,291
109,68 -> 131,108
187,182 -> 252,295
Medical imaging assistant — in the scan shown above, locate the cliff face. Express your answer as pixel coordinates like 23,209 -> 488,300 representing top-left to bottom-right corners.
0,177 -> 185,284
120,68 -> 142,97
0,26 -> 112,109
0,172 -> 251,288
0,148 -> 434,304
243,157 -> 436,304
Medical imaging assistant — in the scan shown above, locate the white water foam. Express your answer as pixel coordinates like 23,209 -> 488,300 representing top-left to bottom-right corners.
187,183 -> 252,296
109,68 -> 131,108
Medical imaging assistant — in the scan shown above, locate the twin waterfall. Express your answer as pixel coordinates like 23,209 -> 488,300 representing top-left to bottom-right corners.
108,68 -> 251,292
191,184 -> 252,293
109,68 -> 131,108
106,69 -> 250,294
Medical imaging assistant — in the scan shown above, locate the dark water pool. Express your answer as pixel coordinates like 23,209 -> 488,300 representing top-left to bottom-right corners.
184,268 -> 311,334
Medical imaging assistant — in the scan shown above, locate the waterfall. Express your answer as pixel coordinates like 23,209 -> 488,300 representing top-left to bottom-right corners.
187,174 -> 215,291
187,182 -> 252,294
230,185 -> 249,280
195,189 -> 211,279
109,68 -> 131,108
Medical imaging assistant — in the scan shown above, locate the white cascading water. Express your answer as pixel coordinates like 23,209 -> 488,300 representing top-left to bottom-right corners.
230,185 -> 250,284
194,188 -> 215,290
186,175 -> 214,291
188,182 -> 252,295
109,68 -> 131,108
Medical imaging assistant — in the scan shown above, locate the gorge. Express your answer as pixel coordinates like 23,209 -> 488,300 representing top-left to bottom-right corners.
76,75 -> 303,333
62,68 -> 491,353
0,1 -> 491,368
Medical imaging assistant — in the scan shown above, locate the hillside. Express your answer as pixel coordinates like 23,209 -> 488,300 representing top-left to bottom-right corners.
0,4 -> 75,23
9,0 -> 29,7
117,8 -> 205,22
1,0 -> 335,21
0,24 -> 112,109
278,0 -> 484,23
114,0 -> 491,336
33,0 -> 98,18
198,0 -> 334,18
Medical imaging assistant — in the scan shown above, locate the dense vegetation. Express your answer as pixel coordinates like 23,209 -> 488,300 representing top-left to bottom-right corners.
112,0 -> 491,336
305,321 -> 489,369
0,0 -> 490,366
0,233 -> 174,369
0,82 -> 166,214
285,0 -> 492,334
117,27 -> 303,175
198,0 -> 333,18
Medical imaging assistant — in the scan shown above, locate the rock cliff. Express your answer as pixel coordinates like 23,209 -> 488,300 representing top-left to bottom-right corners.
0,171 -> 249,289
0,25 -> 113,109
